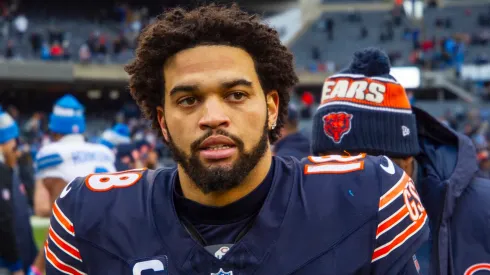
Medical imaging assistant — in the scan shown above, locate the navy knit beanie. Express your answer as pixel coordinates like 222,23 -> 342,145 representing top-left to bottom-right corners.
311,48 -> 419,157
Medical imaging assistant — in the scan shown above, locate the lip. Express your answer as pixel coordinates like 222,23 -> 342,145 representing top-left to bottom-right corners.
199,135 -> 237,161
199,135 -> 236,149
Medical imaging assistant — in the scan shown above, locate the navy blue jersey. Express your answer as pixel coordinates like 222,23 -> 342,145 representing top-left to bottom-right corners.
45,154 -> 428,274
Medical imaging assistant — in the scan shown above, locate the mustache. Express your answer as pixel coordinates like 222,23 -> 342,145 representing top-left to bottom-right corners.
190,129 -> 244,153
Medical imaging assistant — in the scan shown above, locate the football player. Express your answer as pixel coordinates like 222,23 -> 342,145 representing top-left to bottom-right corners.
99,123 -> 131,152
45,5 -> 428,274
311,48 -> 490,275
32,95 -> 116,274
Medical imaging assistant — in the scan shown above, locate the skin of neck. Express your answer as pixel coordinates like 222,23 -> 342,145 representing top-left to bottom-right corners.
391,156 -> 415,178
408,161 -> 415,178
177,149 -> 273,207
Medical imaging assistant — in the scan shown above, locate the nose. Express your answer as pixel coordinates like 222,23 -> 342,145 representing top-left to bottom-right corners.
198,97 -> 231,131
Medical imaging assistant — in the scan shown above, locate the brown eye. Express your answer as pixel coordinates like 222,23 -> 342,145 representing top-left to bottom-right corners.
227,92 -> 247,102
178,97 -> 198,107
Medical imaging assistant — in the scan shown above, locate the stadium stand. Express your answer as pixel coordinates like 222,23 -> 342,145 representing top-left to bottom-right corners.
291,2 -> 490,71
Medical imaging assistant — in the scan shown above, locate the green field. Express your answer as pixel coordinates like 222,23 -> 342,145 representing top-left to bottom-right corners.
33,226 -> 48,248
31,217 -> 49,248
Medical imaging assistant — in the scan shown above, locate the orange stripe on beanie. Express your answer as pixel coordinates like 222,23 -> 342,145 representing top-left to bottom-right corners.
311,48 -> 419,157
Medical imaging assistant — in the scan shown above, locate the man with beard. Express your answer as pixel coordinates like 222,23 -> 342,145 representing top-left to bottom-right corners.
45,4 -> 427,275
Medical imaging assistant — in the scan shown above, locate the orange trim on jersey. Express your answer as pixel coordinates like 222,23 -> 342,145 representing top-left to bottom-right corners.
53,201 -> 75,236
372,212 -> 427,262
308,153 -> 366,163
49,226 -> 82,261
376,205 -> 409,238
321,77 -> 411,110
304,161 -> 365,175
379,173 -> 410,210
45,242 -> 86,275
464,263 -> 490,275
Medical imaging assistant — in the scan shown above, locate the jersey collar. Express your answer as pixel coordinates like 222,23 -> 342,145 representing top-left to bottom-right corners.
58,134 -> 85,143
150,157 -> 293,273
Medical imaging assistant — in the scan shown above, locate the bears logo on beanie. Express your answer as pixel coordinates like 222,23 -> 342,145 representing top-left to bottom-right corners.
311,48 -> 419,157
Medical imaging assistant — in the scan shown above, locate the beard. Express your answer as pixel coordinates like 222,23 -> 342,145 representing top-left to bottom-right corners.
165,119 -> 269,194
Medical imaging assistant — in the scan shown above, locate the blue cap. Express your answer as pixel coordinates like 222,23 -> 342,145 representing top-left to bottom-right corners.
100,123 -> 131,149
0,107 -> 19,144
48,95 -> 86,134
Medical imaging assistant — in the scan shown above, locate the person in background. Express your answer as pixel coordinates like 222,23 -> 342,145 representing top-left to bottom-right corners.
78,44 -> 91,64
0,107 -> 37,275
273,104 -> 311,160
134,138 -> 160,169
49,41 -> 63,61
99,123 -> 131,153
29,31 -> 42,57
99,123 -> 132,171
40,42 -> 50,60
143,149 -> 160,169
16,141 -> 35,209
114,142 -> 138,171
32,95 -> 117,274
5,39 -> 14,59
310,48 -> 490,275
476,149 -> 490,178
13,13 -> 27,41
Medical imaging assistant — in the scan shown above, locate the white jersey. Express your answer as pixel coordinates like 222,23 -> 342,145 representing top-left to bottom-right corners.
35,134 -> 116,183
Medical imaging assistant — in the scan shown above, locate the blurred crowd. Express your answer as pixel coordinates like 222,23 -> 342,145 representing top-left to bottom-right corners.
304,3 -> 490,74
438,107 -> 490,179
408,7 -> 490,74
1,2 -> 151,63
0,0 -> 488,74
4,101 -> 173,202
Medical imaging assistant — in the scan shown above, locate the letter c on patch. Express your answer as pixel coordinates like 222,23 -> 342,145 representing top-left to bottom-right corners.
133,259 -> 165,275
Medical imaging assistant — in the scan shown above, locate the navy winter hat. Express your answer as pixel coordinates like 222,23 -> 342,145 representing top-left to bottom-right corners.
311,48 -> 419,157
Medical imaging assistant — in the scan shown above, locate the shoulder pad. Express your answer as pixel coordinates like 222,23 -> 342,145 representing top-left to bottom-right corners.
301,153 -> 407,191
35,145 -> 64,172
303,153 -> 368,174
299,153 -> 380,214
300,153 -> 428,272
56,168 -> 149,220
371,156 -> 429,273
82,168 -> 148,193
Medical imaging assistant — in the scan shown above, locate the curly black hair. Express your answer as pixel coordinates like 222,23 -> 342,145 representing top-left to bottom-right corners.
125,3 -> 299,143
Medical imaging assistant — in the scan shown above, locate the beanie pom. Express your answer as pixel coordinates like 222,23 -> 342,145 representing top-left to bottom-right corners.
348,48 -> 391,76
